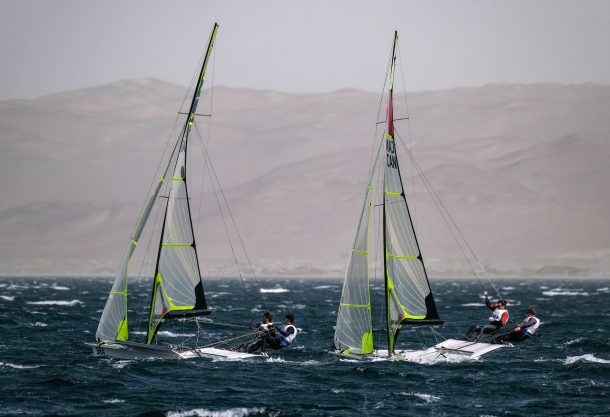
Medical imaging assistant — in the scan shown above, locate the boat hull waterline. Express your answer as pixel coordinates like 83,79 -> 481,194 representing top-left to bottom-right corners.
331,339 -> 510,363
92,341 -> 267,360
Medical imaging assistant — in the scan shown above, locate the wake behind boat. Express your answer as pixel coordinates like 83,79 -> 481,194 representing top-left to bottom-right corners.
331,31 -> 508,363
93,23 -> 265,361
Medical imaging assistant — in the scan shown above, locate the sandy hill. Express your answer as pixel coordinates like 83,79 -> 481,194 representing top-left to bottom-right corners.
1,80 -> 609,277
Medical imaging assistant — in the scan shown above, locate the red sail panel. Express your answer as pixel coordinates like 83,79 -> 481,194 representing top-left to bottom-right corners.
387,90 -> 394,138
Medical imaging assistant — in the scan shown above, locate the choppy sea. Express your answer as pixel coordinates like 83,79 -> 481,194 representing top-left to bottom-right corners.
1,276 -> 609,416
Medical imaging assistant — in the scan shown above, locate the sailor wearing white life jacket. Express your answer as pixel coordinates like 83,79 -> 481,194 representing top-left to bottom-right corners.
240,313 -> 297,353
276,313 -> 297,348
495,306 -> 540,343
257,311 -> 274,331
464,295 -> 509,342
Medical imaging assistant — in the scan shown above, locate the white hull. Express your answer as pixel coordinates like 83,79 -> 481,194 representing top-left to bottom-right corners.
332,338 -> 510,363
92,341 -> 266,361
179,347 -> 267,360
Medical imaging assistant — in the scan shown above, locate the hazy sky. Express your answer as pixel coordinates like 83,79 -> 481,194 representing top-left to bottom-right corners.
1,0 -> 609,99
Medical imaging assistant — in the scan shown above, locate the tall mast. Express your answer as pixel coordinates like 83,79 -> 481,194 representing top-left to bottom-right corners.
384,30 -> 399,356
186,22 -> 219,134
146,23 -> 219,344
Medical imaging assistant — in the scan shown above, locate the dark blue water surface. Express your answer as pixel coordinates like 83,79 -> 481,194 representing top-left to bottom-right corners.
1,277 -> 609,417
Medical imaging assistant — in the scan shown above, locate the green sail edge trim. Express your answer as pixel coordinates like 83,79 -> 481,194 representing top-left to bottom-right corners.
384,190 -> 401,196
159,278 -> 195,311
340,303 -> 370,308
116,316 -> 128,341
387,254 -> 417,260
362,329 -> 374,353
387,275 -> 426,320
352,249 -> 368,255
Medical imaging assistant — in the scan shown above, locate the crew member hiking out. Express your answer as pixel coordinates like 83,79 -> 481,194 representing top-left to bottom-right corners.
464,292 -> 509,342
495,306 -> 540,343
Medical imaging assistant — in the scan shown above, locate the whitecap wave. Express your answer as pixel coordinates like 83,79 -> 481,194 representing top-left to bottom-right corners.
299,360 -> 322,366
596,287 -> 609,293
157,331 -> 196,338
0,361 -> 41,369
30,322 -> 48,327
259,288 -> 289,293
26,300 -> 83,306
50,285 -> 70,291
103,399 -> 125,404
313,285 -> 333,290
564,354 -> 610,365
111,360 -> 133,369
167,408 -> 264,417
542,290 -> 589,297
0,295 -> 14,301
564,337 -> 584,346
460,303 -> 483,307
399,392 -> 441,403
7,284 -> 29,290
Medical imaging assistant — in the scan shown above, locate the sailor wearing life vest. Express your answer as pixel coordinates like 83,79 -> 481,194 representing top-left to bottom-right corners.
240,313 -> 297,353
464,293 -> 509,342
276,313 -> 297,348
487,297 -> 510,328
495,306 -> 540,343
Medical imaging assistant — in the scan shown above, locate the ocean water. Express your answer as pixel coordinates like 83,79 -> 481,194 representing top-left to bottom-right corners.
1,276 -> 609,417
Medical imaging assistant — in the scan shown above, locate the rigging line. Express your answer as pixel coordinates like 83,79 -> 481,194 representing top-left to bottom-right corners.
193,124 -> 270,312
413,328 -> 427,350
396,46 -> 418,238
192,319 -> 252,330
395,128 -> 479,276
184,328 -> 260,349
376,117 -> 409,125
193,42 -> 216,240
133,188 -> 166,338
133,47 -> 203,226
193,128 -> 270,313
368,47 -> 394,180
195,331 -> 260,349
394,131 -> 492,295
132,146 -> 182,339
199,131 -> 246,286
394,129 -> 504,302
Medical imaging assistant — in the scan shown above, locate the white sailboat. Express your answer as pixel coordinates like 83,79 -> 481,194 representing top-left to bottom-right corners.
332,31 -> 508,362
94,23 -> 265,360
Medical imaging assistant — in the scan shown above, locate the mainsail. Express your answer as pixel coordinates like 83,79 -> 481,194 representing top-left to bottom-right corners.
334,31 -> 442,357
96,23 -> 219,345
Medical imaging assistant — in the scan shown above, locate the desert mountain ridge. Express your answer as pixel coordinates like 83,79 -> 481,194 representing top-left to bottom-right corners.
1,79 -> 609,278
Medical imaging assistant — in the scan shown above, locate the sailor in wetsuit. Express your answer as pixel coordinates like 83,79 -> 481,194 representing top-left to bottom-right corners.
241,313 -> 297,353
495,306 -> 540,343
465,294 -> 509,342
